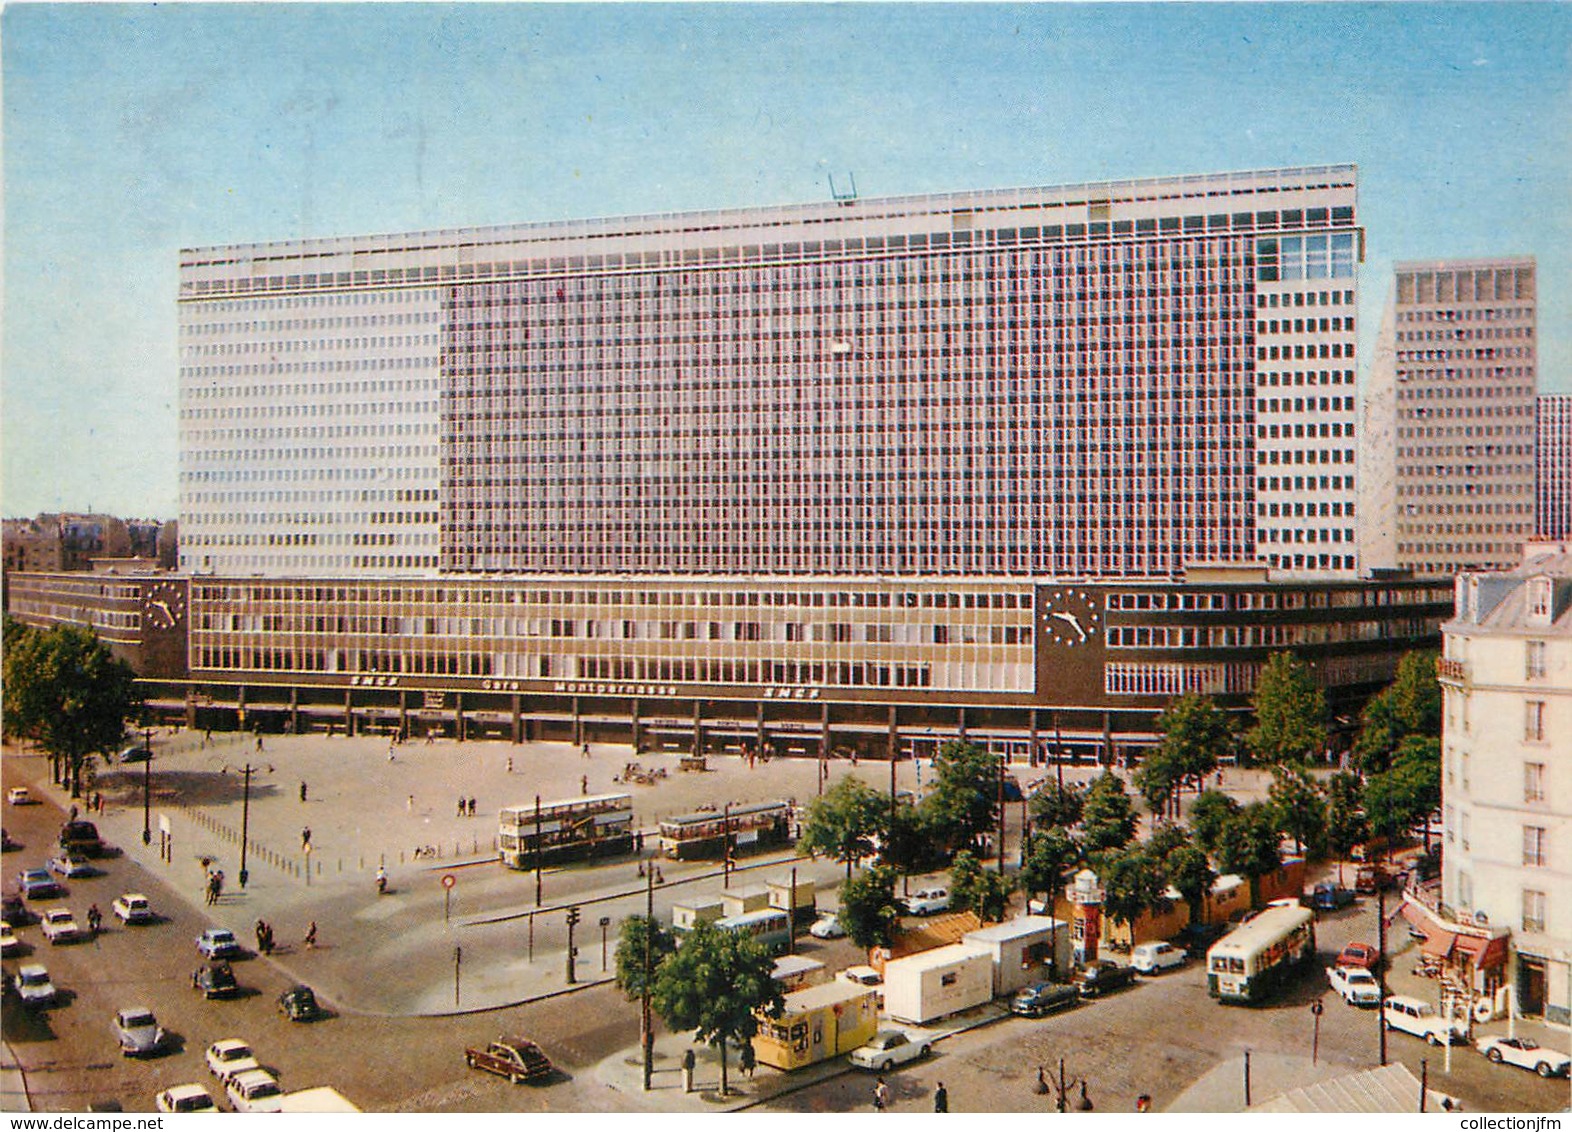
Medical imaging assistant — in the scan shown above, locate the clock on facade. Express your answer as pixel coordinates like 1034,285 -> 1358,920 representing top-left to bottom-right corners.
1039,588 -> 1100,647
142,581 -> 186,630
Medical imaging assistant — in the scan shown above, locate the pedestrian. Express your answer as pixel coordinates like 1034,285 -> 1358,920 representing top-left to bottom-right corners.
1136,1095 -> 1152,1113
682,1048 -> 696,1094
300,781 -> 308,803
1077,1082 -> 1093,1112
408,794 -> 415,813
87,904 -> 101,936
255,731 -> 263,752
467,797 -> 476,817
654,865 -> 664,885
635,830 -> 645,852
262,922 -> 274,955
214,870 -> 224,900
506,756 -> 513,774
458,797 -> 466,817
874,1077 -> 889,1112
1035,1067 -> 1049,1095
581,774 -> 589,795
203,728 -> 212,747
739,1043 -> 755,1079
304,921 -> 318,949
582,743 -> 590,759
638,860 -> 646,878
934,1082 -> 948,1113
256,919 -> 267,952
301,827 -> 312,850
68,803 -> 78,822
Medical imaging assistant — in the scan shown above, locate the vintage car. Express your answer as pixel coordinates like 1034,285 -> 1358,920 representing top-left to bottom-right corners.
848,1029 -> 931,1071
464,1037 -> 554,1084
1475,1036 -> 1571,1078
113,1007 -> 170,1057
1325,964 -> 1381,1006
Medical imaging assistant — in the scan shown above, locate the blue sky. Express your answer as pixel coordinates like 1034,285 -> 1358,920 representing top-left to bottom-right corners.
4,2 -> 1570,518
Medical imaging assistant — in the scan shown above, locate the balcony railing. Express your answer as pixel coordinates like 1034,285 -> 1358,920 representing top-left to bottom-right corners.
1437,657 -> 1467,683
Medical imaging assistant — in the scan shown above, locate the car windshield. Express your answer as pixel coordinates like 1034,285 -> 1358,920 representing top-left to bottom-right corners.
123,1012 -> 156,1028
20,971 -> 47,986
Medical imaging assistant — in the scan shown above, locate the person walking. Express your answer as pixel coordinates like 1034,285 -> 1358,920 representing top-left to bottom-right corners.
739,1043 -> 756,1079
255,920 -> 268,952
873,1077 -> 890,1112
934,1083 -> 948,1113
505,756 -> 513,774
301,827 -> 312,851
304,921 -> 318,949
86,904 -> 102,937
681,1049 -> 696,1094
581,774 -> 588,795
300,781 -> 308,803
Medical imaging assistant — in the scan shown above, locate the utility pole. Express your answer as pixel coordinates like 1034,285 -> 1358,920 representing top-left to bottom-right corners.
642,858 -> 654,1091
238,764 -> 253,887
1377,884 -> 1388,1066
1054,712 -> 1065,794
141,727 -> 154,845
997,754 -> 1007,872
534,794 -> 544,906
723,803 -> 733,887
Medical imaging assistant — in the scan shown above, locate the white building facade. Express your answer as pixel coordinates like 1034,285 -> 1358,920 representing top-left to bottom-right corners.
1439,550 -> 1572,1025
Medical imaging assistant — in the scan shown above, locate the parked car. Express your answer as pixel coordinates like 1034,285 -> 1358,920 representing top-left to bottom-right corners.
1325,964 -> 1381,1006
1354,864 -> 1391,894
848,1029 -> 931,1071
1075,960 -> 1137,997
8,787 -> 36,806
1172,921 -> 1227,953
464,1037 -> 554,1084
113,1007 -> 169,1057
809,913 -> 846,939
18,868 -> 62,901
156,1085 -> 218,1113
1475,1035 -> 1571,1078
226,1070 -> 285,1113
194,961 -> 240,1000
279,984 -> 322,1021
205,1039 -> 261,1084
47,853 -> 96,879
1382,995 -> 1468,1046
118,744 -> 152,764
1336,941 -> 1381,971
197,927 -> 242,959
112,893 -> 154,924
57,821 -> 104,856
12,964 -> 57,1008
40,908 -> 83,944
1,829 -> 21,852
3,893 -> 32,925
0,920 -> 22,957
1308,882 -> 1356,911
1130,941 -> 1187,974
1010,981 -> 1081,1017
905,887 -> 951,915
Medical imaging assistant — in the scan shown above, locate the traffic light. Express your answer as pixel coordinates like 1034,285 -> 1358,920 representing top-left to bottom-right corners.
567,905 -> 581,927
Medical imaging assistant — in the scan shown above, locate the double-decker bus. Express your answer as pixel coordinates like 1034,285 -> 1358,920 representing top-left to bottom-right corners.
498,793 -> 634,869
716,908 -> 792,956
1206,902 -> 1317,1004
657,800 -> 793,860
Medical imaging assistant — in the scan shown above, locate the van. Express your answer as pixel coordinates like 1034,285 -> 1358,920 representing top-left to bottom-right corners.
1382,995 -> 1467,1045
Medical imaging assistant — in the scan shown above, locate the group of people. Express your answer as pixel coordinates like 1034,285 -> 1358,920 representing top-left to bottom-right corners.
456,796 -> 479,817
204,868 -> 226,905
254,919 -> 276,954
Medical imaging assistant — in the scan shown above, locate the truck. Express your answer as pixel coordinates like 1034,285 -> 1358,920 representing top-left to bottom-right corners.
464,1037 -> 554,1084
881,943 -> 993,1025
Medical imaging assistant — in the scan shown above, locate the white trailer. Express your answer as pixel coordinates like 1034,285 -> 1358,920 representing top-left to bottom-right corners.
963,916 -> 1074,995
672,897 -> 726,932
881,943 -> 994,1025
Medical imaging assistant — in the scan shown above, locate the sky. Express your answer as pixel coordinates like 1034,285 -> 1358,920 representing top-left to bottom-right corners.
3,2 -> 1570,519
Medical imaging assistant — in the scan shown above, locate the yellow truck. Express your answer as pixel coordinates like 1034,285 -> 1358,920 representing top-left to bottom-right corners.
752,981 -> 879,1071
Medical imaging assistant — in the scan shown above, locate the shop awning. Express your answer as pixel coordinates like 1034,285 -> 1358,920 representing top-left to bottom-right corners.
1420,928 -> 1456,957
1452,933 -> 1509,969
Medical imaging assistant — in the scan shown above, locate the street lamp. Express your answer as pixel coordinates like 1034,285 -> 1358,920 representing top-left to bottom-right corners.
141,727 -> 153,845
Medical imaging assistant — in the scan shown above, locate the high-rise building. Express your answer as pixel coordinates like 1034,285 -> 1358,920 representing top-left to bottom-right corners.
1537,393 -> 1572,540
1364,257 -> 1538,577
178,165 -> 1362,580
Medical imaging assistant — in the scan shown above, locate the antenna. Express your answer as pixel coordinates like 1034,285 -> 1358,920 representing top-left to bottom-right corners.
828,172 -> 858,206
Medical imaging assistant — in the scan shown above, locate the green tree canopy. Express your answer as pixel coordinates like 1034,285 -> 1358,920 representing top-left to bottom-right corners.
1080,772 -> 1138,853
1268,764 -> 1328,856
1020,825 -> 1081,916
1246,653 -> 1328,766
837,864 -> 904,951
2,623 -> 140,795
880,800 -> 949,876
650,920 -> 784,1097
922,740 -> 1000,853
1132,745 -> 1184,821
1027,781 -> 1085,830
1094,845 -> 1170,929
1323,770 -> 1369,880
1352,651 -> 1441,773
1154,692 -> 1234,789
1164,842 -> 1217,926
1187,789 -> 1241,856
1215,803 -> 1283,903
948,849 -> 1014,923
798,776 -> 889,878
1362,735 -> 1440,853
614,913 -> 677,1048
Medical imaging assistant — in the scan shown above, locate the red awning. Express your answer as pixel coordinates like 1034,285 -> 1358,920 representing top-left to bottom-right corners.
1398,902 -> 1428,927
1420,929 -> 1456,958
1452,933 -> 1508,969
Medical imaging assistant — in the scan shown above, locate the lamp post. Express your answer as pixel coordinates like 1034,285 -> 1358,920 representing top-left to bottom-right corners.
238,764 -> 253,888
723,802 -> 733,887
141,728 -> 153,845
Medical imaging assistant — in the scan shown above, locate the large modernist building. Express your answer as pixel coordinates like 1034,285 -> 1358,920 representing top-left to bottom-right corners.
1538,393 -> 1572,540
1430,548 -> 1572,1025
1363,257 -> 1539,577
10,165 -> 1451,757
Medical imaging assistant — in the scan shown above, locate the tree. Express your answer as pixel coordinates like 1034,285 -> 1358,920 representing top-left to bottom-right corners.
1153,692 -> 1233,795
1132,745 -> 1184,821
949,849 -> 1013,923
881,801 -> 949,876
1028,781 -> 1085,831
1246,653 -> 1328,766
1187,789 -> 1240,855
798,776 -> 888,878
1353,650 -> 1441,773
1021,826 -> 1081,917
1363,736 -> 1441,855
1323,770 -> 1368,882
1095,845 -> 1169,931
2,623 -> 140,796
1165,843 -> 1216,926
650,920 -> 784,1097
922,740 -> 1000,853
614,914 -> 677,1049
837,864 -> 904,951
1214,803 -> 1282,905
1268,764 -> 1327,856
1080,772 -> 1138,853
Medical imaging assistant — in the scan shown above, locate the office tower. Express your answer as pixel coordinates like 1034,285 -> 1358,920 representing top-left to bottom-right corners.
1538,393 -> 1572,540
177,165 -> 1362,580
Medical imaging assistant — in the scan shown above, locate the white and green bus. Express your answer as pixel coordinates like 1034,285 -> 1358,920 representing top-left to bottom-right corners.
1206,902 -> 1317,1004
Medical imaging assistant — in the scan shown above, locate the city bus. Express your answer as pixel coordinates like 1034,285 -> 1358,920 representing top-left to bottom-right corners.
657,800 -> 793,860
498,793 -> 635,869
716,908 -> 792,957
1206,901 -> 1317,1004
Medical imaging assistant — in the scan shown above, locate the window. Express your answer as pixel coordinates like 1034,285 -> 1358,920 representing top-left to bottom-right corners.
1523,826 -> 1547,868
1526,640 -> 1546,680
1525,762 -> 1546,803
1522,890 -> 1546,933
1525,701 -> 1545,742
